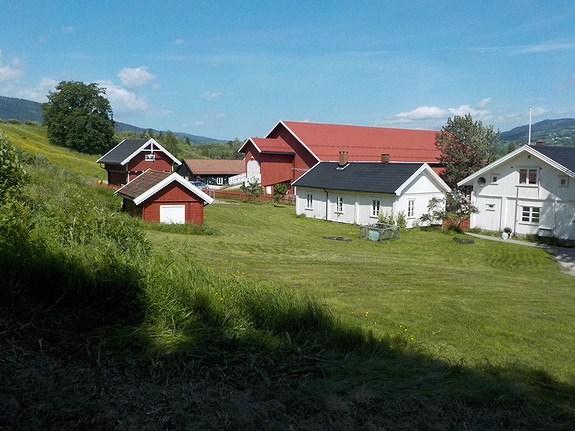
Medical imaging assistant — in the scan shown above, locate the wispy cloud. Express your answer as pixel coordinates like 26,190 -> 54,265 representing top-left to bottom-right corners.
117,66 -> 156,89
0,51 -> 25,83
0,77 -> 58,102
98,80 -> 150,115
61,25 -> 73,34
174,39 -> 185,45
201,91 -> 234,100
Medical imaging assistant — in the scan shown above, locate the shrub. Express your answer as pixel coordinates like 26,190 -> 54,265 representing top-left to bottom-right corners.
240,180 -> 264,202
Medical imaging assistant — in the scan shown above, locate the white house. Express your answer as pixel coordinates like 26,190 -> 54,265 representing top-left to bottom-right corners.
291,155 -> 450,227
457,144 -> 575,240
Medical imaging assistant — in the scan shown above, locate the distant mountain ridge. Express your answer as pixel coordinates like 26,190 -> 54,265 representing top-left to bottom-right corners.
3,94 -> 575,147
500,118 -> 575,147
0,95 -> 225,145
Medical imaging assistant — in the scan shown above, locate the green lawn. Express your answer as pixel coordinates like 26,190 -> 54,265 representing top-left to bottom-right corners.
148,201 -> 575,384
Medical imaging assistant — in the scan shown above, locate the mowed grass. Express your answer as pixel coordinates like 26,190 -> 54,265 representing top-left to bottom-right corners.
1,123 -> 105,181
148,201 -> 575,384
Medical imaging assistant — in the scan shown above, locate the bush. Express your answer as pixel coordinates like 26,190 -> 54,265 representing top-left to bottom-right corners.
240,180 -> 264,202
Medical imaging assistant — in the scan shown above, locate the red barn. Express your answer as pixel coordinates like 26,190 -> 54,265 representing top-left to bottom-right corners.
97,138 -> 181,186
239,120 -> 441,194
115,170 -> 213,225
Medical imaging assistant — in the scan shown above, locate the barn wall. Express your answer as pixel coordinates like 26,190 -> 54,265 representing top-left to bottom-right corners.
140,182 -> 206,224
127,152 -> 174,181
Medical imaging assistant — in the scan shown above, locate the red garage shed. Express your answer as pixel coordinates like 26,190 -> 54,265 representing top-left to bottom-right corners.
115,170 -> 214,225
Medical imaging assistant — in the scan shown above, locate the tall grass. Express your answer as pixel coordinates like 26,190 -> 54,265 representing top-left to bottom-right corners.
2,125 -> 575,429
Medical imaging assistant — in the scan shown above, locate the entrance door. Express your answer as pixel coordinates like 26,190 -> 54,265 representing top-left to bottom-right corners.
160,205 -> 185,224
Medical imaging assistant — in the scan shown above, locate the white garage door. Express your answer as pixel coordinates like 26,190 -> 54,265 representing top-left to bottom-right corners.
160,205 -> 186,224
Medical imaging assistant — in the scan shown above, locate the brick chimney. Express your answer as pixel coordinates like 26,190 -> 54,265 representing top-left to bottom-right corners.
338,150 -> 349,167
535,141 -> 545,146
381,153 -> 389,163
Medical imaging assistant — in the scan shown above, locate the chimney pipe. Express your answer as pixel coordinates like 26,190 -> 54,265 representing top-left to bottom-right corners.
381,153 -> 389,163
338,150 -> 349,167
535,141 -> 545,146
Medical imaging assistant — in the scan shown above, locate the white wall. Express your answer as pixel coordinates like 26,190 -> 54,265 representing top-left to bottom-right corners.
294,170 -> 447,227
469,152 -> 575,240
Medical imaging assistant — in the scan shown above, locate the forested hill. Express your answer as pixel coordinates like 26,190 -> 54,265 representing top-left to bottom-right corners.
0,95 -> 225,145
500,118 -> 575,147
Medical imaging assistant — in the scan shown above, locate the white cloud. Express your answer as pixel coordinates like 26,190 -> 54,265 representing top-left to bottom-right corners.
0,51 -> 25,83
61,25 -> 73,34
193,120 -> 205,126
201,91 -> 234,101
174,39 -> 185,44
98,80 -> 150,115
477,98 -> 492,108
117,66 -> 156,89
0,77 -> 58,102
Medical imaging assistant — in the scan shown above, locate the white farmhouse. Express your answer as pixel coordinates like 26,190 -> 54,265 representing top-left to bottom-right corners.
292,154 -> 450,227
458,144 -> 575,240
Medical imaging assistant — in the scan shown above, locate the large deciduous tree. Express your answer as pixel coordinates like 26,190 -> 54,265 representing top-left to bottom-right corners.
42,81 -> 116,155
435,114 -> 500,189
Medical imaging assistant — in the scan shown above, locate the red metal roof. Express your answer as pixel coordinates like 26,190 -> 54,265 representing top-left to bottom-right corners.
280,121 -> 440,163
250,137 -> 294,154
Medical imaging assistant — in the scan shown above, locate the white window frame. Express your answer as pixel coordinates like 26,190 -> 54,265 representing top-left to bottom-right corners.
216,177 -> 224,185
519,168 -> 537,185
371,200 -> 380,217
145,153 -> 155,161
336,196 -> 344,213
407,199 -> 415,218
306,194 -> 313,210
521,206 -> 540,224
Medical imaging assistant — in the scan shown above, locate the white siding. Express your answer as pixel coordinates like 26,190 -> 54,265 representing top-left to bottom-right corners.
468,151 -> 575,240
294,169 -> 448,228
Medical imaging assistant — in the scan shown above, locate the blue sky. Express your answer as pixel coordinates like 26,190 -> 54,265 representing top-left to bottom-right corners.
1,1 -> 574,140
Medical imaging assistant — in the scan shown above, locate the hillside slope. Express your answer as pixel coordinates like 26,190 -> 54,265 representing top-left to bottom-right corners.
0,95 -> 225,144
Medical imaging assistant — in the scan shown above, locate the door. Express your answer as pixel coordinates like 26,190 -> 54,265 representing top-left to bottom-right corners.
160,205 -> 185,224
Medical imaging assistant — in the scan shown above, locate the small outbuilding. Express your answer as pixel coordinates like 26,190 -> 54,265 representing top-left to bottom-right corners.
97,138 -> 181,186
115,170 -> 214,225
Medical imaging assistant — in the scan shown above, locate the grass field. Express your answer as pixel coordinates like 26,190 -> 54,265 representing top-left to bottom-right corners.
149,201 -> 575,385
3,123 -> 575,429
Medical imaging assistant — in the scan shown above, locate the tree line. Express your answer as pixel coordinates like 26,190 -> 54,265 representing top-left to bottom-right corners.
42,80 -> 243,160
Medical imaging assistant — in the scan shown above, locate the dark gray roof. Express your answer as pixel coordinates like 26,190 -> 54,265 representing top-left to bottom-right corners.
292,161 -> 425,194
97,139 -> 149,165
529,145 -> 575,173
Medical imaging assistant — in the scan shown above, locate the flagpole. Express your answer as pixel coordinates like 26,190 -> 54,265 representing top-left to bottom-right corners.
527,106 -> 533,145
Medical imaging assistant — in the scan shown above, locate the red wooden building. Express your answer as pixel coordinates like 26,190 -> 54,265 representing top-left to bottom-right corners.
97,138 -> 181,186
115,170 -> 214,225
239,120 -> 442,194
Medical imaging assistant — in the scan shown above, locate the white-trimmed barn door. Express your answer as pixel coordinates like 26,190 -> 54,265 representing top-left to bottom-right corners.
160,205 -> 186,224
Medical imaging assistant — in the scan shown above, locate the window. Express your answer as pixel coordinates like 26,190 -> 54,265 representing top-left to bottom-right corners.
306,194 -> 313,209
519,168 -> 537,185
336,196 -> 343,213
486,203 -> 496,212
216,177 -> 224,185
559,176 -> 569,187
371,200 -> 380,217
145,153 -> 155,161
407,199 -> 415,218
521,206 -> 540,223
491,173 -> 499,184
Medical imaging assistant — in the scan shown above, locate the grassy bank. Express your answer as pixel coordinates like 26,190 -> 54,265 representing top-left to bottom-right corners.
1,124 -> 575,430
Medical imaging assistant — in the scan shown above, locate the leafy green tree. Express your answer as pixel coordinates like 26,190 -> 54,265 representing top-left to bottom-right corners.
271,182 -> 288,204
435,114 -> 500,188
419,190 -> 478,231
159,130 -> 180,158
42,81 -> 116,155
240,180 -> 264,202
